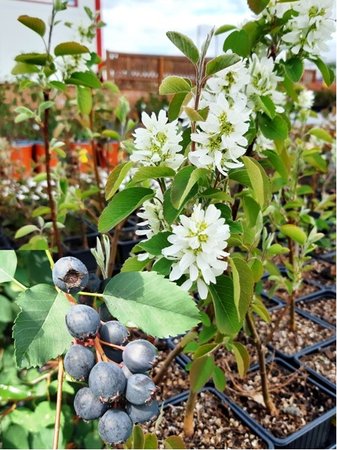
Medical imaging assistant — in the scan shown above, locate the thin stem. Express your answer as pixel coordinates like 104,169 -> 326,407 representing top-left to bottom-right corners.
77,291 -> 104,297
9,276 -> 27,291
153,341 -> 183,384
183,390 -> 197,437
94,336 -> 109,362
99,339 -> 124,351
89,110 -> 104,210
52,357 -> 64,450
246,312 -> 277,416
45,249 -> 55,269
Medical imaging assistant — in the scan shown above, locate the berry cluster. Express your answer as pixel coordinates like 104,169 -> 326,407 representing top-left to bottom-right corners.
53,257 -> 159,445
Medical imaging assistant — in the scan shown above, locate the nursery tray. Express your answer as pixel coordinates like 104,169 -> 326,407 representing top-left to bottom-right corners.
295,290 -> 336,328
222,358 -> 336,449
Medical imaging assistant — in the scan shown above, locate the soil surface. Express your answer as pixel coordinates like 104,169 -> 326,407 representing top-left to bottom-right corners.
225,363 -> 335,439
258,310 -> 334,355
300,343 -> 336,384
297,296 -> 336,326
142,391 -> 268,449
303,260 -> 336,287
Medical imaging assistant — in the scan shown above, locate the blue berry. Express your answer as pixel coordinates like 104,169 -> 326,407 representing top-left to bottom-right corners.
98,410 -> 133,444
125,373 -> 156,405
122,364 -> 133,379
89,361 -> 126,403
52,256 -> 89,294
123,339 -> 157,373
126,400 -> 159,424
64,344 -> 95,381
65,304 -> 100,340
99,320 -> 128,345
74,387 -> 108,420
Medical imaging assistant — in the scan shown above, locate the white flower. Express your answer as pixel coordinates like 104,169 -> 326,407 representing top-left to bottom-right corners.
162,204 -> 230,299
131,110 -> 184,170
189,93 -> 251,175
281,0 -> 335,56
136,189 -> 165,240
297,89 -> 315,110
205,57 -> 251,99
247,54 -> 286,113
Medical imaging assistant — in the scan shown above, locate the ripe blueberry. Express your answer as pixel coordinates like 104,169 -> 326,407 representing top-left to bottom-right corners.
65,304 -> 100,340
64,344 -> 95,381
98,409 -> 133,444
52,256 -> 89,294
125,373 -> 156,405
89,361 -> 126,403
126,399 -> 159,424
122,364 -> 133,379
99,320 -> 128,345
74,387 -> 108,420
122,339 -> 157,373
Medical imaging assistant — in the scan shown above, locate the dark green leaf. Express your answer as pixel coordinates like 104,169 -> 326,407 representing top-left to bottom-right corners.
98,188 -> 154,233
247,0 -> 270,14
129,166 -> 175,185
121,256 -> 150,273
171,167 -> 208,209
152,257 -> 174,276
18,15 -> 46,37
105,161 -> 134,200
206,54 -> 240,76
54,41 -> 89,56
283,57 -> 304,82
15,53 -> 48,66
310,57 -> 335,86
258,114 -> 289,141
223,30 -> 250,57
215,24 -> 236,35
136,232 -> 171,256
65,71 -> 101,89
212,366 -> 226,391
230,257 -> 254,321
168,93 -> 188,121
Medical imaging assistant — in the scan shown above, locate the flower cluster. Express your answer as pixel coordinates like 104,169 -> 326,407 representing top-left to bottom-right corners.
281,0 -> 335,57
136,189 -> 165,241
162,204 -> 230,299
131,110 -> 184,170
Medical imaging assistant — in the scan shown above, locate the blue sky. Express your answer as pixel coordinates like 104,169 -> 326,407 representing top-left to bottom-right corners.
101,0 -> 336,62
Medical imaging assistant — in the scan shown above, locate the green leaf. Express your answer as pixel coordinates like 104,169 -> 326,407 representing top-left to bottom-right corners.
32,206 -> 51,217
166,31 -> 199,64
189,355 -> 214,393
54,41 -> 89,56
18,15 -> 46,37
212,366 -> 226,391
98,188 -> 154,233
307,127 -> 333,143
130,166 -> 175,185
267,243 -> 289,256
159,76 -> 192,95
0,294 -> 15,323
131,425 -> 144,449
105,161 -> 134,200
0,251 -> 17,283
144,434 -> 159,449
256,95 -> 276,119
231,342 -> 250,377
136,232 -> 171,256
223,30 -> 250,57
171,167 -> 208,209
242,156 -> 271,208
194,343 -> 217,358
283,57 -> 304,82
183,106 -> 206,122
77,86 -> 92,115
168,93 -> 188,121
13,285 -> 72,368
2,424 -> 29,449
310,57 -> 335,86
258,114 -> 288,141
14,225 -> 40,239
15,53 -> 48,66
164,436 -> 186,449
65,71 -> 101,89
0,384 -> 32,401
12,62 -> 39,75
230,258 -> 254,321
121,256 -> 150,273
264,149 -> 288,180
215,24 -> 236,35
247,0 -> 270,14
152,257 -> 174,276
103,272 -> 200,338
206,53 -> 240,76
209,276 -> 241,336
252,296 -> 271,323
280,224 -> 307,245
102,129 -> 121,140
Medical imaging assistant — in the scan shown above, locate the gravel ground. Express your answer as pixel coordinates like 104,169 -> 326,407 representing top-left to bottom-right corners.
300,343 -> 336,384
303,260 -> 336,286
263,280 -> 320,302
258,310 -> 334,355
297,297 -> 336,326
142,391 -> 268,449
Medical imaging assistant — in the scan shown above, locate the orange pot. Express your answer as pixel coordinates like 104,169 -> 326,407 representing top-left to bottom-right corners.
34,143 -> 58,172
10,141 -> 33,179
71,142 -> 93,173
101,141 -> 125,170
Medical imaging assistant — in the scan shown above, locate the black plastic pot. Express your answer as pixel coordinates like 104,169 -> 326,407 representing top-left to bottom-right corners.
161,387 -> 274,449
314,250 -> 336,265
266,304 -> 335,359
295,290 -> 336,328
293,338 -> 336,394
0,231 -> 12,249
222,358 -> 336,449
63,218 -> 98,251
